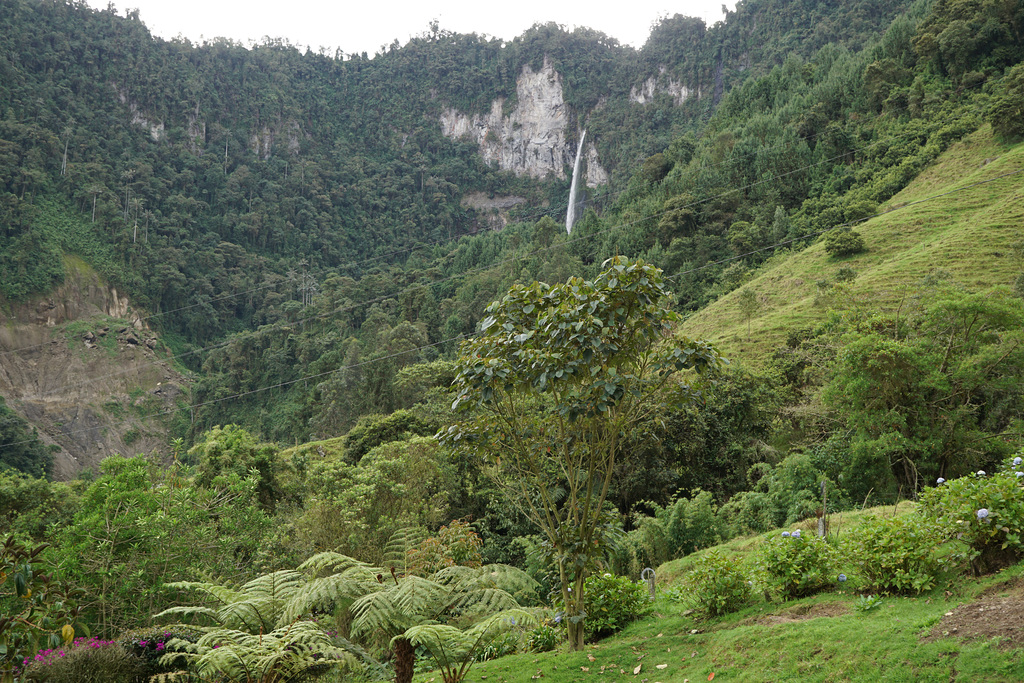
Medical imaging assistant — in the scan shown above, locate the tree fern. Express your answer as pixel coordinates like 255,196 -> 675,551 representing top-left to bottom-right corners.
155,553 -> 538,683
157,620 -> 373,683
400,608 -> 539,683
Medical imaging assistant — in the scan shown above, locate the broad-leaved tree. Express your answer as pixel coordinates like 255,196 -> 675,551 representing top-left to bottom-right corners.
441,257 -> 722,648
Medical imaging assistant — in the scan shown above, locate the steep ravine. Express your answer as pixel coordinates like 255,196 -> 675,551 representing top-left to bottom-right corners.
0,258 -> 188,480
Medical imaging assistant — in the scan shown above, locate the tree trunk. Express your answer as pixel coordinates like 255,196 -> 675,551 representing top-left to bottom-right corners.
567,620 -> 585,650
394,637 -> 415,683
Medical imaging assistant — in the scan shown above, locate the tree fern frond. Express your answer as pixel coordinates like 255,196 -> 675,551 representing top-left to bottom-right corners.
400,609 -> 539,683
446,587 -> 519,617
464,608 -> 539,640
152,605 -> 222,624
476,564 -> 542,598
398,624 -> 469,667
218,597 -> 281,632
160,621 -> 371,683
350,589 -> 413,638
238,569 -> 304,599
297,551 -> 374,577
279,565 -> 382,625
392,574 -> 448,616
383,526 -> 429,572
161,580 -> 247,606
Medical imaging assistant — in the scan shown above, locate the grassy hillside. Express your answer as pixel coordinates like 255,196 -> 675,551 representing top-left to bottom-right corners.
453,506 -> 1024,682
680,126 -> 1024,364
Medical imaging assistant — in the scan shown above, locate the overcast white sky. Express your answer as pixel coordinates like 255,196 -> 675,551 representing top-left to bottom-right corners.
87,1 -> 736,57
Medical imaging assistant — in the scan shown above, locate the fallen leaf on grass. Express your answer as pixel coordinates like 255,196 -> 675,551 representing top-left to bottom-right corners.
581,666 -> 590,672
708,673 -> 715,681
587,654 -> 596,662
656,633 -> 663,637
634,664 -> 643,675
656,664 -> 668,670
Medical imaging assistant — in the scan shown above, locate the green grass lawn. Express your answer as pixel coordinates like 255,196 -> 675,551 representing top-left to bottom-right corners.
424,503 -> 1024,682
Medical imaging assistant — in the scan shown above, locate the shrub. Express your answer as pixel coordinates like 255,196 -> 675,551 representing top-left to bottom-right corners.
758,530 -> 835,599
476,629 -> 520,661
524,621 -> 560,653
117,626 -> 201,679
611,491 -> 727,575
407,519 -> 484,576
555,573 -> 649,640
823,228 -> 865,257
682,549 -> 751,617
21,638 -> 146,683
662,490 -> 727,558
917,465 -> 1024,574
719,454 -> 835,535
844,514 -> 955,594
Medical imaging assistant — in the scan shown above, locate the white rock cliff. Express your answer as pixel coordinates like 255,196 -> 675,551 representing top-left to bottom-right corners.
440,58 -> 608,185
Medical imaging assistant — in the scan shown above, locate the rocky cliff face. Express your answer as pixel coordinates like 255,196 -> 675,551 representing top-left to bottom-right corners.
440,58 -> 608,186
0,259 -> 187,480
629,67 -> 699,106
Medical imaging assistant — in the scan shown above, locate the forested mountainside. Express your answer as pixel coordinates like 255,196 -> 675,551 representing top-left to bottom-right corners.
0,0 -> 920,466
2,0 -> 1024,671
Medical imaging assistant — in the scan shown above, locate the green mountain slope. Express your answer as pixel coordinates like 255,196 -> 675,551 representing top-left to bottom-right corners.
680,126 -> 1024,362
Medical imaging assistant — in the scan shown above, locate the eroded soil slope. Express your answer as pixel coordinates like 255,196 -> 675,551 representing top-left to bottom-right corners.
0,259 -> 188,479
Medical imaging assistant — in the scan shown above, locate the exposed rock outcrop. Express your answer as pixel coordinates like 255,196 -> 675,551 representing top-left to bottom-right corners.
251,119 -> 303,160
116,88 -> 165,141
461,192 -> 528,230
440,58 -> 608,186
630,67 -> 698,106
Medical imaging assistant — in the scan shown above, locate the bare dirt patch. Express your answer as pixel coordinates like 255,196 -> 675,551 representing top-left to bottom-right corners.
738,601 -> 850,627
925,576 -> 1024,650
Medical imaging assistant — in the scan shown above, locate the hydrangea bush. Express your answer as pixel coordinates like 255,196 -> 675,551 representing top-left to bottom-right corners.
918,458 -> 1024,574
758,530 -> 835,599
844,514 -> 956,594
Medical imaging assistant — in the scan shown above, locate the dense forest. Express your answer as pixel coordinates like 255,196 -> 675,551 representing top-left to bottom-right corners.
3,0 -> 1024,679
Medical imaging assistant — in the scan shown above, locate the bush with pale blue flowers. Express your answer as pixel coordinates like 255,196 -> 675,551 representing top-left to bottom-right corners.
758,530 -> 835,599
917,455 -> 1024,575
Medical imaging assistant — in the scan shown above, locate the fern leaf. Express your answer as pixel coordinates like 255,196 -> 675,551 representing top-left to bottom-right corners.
297,551 -> 373,576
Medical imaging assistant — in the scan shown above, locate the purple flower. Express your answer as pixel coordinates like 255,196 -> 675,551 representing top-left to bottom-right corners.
1013,456 -> 1022,467
781,531 -> 790,537
838,574 -> 847,582
977,508 -> 990,521
156,643 -> 165,652
792,529 -> 802,539
1016,471 -> 1023,479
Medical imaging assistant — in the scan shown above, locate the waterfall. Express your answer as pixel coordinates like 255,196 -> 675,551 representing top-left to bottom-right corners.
565,129 -> 587,235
